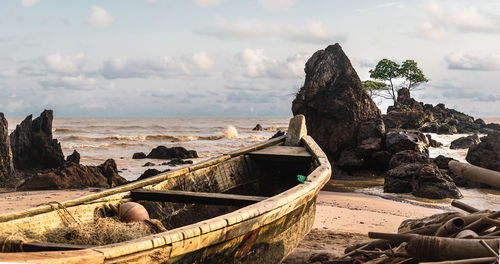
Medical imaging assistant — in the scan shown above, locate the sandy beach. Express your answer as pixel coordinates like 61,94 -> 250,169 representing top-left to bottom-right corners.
0,188 -> 443,263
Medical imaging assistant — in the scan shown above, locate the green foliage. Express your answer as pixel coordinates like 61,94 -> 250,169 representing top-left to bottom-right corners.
364,58 -> 428,103
362,80 -> 387,98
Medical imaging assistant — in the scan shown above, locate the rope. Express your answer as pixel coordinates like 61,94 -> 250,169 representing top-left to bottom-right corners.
46,201 -> 81,226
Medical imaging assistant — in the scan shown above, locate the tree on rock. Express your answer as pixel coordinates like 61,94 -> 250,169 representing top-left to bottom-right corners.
365,59 -> 428,103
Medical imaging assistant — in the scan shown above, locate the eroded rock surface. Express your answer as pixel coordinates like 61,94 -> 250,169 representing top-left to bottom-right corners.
466,131 -> 500,172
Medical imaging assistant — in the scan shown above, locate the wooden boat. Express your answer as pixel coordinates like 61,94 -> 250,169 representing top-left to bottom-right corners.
0,115 -> 331,263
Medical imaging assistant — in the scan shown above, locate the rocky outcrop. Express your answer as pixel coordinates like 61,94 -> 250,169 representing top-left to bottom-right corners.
10,110 -> 65,170
450,134 -> 480,150
384,88 -> 425,130
132,152 -> 147,159
66,150 -> 80,164
18,159 -> 127,190
466,131 -> 500,172
252,124 -> 263,131
146,146 -> 198,159
291,43 -> 382,160
426,134 -> 443,147
0,113 -> 13,185
384,151 -> 462,199
385,130 -> 429,154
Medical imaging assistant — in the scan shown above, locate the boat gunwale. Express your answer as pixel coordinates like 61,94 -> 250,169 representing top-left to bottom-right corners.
0,134 -> 331,263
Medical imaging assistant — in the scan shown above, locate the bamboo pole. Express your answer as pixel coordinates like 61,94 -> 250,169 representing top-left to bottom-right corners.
435,217 -> 465,237
449,160 -> 500,188
420,257 -> 498,264
451,200 -> 480,214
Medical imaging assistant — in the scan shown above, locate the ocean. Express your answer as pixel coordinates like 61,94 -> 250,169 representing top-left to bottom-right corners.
6,117 -> 500,210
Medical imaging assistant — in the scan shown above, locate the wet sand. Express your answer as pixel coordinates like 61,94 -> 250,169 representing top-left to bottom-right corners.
0,189 -> 443,263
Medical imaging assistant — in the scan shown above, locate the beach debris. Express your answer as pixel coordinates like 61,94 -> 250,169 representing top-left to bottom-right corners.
338,200 -> 500,263
449,160 -> 500,188
110,202 -> 149,223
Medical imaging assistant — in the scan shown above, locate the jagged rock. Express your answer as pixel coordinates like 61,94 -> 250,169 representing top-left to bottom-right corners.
431,155 -> 480,188
356,137 -> 382,158
466,131 -> 500,172
394,88 -> 423,111
143,162 -> 155,167
384,153 -> 462,199
421,122 -> 439,133
291,43 -> 382,160
385,129 -> 429,154
474,119 -> 486,126
137,168 -> 170,181
388,150 -> 429,169
0,113 -> 13,185
66,150 -> 80,164
146,146 -> 198,159
270,130 -> 285,139
383,110 -> 426,130
366,151 -> 392,171
426,134 -> 443,148
337,149 -> 365,170
18,159 -> 127,190
165,158 -> 193,166
252,124 -> 263,131
132,152 -> 147,159
437,123 -> 457,135
450,134 -> 480,150
9,110 -> 65,170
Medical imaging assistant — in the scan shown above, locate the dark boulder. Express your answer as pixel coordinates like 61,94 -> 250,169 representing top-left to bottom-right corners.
291,43 -> 382,160
143,162 -> 156,167
137,168 -> 170,181
385,129 -> 429,154
421,122 -> 439,133
426,134 -> 443,147
466,131 -> 500,172
270,130 -> 285,139
337,149 -> 365,170
9,110 -> 65,170
383,110 -> 426,130
384,151 -> 462,199
132,152 -> 147,159
18,159 -> 127,190
146,146 -> 198,159
437,123 -> 457,135
252,124 -> 263,131
366,151 -> 392,171
474,119 -> 486,126
394,88 -> 423,111
0,113 -> 13,185
165,158 -> 193,166
66,150 -> 80,164
450,134 -> 480,150
431,155 -> 480,188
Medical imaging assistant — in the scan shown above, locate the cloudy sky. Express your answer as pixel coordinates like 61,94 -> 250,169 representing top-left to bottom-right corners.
1,0 -> 499,117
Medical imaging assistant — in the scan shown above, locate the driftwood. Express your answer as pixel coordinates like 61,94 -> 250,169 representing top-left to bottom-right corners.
451,200 -> 480,214
449,160 -> 500,188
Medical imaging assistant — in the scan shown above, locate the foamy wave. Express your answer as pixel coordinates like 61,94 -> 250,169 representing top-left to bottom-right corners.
62,142 -> 135,149
223,126 -> 239,139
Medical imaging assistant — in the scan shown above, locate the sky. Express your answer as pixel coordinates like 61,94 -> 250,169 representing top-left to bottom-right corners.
1,0 -> 499,118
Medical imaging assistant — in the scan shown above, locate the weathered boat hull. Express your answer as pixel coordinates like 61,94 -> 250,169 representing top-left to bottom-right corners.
0,134 -> 331,263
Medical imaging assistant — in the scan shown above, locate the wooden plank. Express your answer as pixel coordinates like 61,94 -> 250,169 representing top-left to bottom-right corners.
130,189 -> 268,206
248,146 -> 312,158
21,241 -> 91,251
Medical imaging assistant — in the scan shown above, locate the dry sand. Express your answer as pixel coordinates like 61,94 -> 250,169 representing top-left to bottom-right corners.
284,191 -> 443,263
0,189 -> 443,263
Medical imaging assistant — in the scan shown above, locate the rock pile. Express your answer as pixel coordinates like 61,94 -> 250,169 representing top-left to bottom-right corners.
466,131 -> 500,172
0,110 -> 127,190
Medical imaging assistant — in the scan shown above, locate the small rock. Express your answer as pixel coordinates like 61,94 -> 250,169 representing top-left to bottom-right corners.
426,134 -> 443,148
66,150 -> 80,164
142,162 -> 155,167
450,134 -> 480,150
252,124 -> 263,131
132,152 -> 147,159
146,146 -> 198,159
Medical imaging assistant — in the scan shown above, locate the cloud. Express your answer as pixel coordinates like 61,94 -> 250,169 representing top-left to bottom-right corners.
39,75 -> 97,90
89,6 -> 113,28
418,0 -> 500,40
100,52 -> 214,79
445,52 -> 500,71
20,0 -> 40,8
195,17 -> 346,44
256,0 -> 293,10
195,0 -> 223,8
44,52 -> 85,74
237,49 -> 308,79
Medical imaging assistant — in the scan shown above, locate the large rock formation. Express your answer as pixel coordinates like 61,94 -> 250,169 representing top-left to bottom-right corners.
466,131 -> 500,172
384,88 -> 426,130
450,134 -> 480,150
10,110 -> 65,170
0,113 -> 13,185
18,159 -> 127,190
384,151 -> 462,199
291,43 -> 382,160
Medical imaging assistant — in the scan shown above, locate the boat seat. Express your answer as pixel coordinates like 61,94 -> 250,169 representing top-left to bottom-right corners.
247,146 -> 312,162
